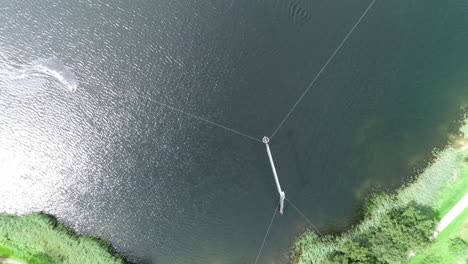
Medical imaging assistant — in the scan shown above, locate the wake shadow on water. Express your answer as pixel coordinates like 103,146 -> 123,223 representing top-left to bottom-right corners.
0,54 -> 77,92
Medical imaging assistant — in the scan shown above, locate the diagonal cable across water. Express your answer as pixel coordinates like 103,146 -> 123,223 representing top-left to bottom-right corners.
270,0 -> 376,140
254,201 -> 279,264
146,97 -> 262,143
142,0 -> 375,144
286,197 -> 321,234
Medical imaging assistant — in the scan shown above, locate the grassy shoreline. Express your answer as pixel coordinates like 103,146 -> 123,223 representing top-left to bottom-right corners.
411,206 -> 468,263
410,154 -> 468,263
292,119 -> 468,263
0,213 -> 127,264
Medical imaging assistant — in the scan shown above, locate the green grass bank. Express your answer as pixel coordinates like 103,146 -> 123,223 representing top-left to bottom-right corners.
0,213 -> 127,264
292,119 -> 468,263
409,152 -> 468,263
410,208 -> 468,263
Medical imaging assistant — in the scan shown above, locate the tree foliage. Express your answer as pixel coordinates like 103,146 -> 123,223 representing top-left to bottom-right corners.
448,237 -> 468,255
327,202 -> 438,263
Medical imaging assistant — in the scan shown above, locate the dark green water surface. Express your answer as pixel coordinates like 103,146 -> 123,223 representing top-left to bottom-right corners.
1,0 -> 468,263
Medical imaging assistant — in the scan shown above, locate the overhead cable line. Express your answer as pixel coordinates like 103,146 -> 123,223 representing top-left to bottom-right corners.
254,201 -> 279,264
147,98 -> 262,143
270,0 -> 377,140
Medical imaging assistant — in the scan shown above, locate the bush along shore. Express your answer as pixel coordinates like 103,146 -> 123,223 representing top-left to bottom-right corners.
292,118 -> 468,264
0,213 -> 127,264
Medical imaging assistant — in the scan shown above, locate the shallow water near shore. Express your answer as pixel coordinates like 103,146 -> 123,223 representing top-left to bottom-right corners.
1,0 -> 468,263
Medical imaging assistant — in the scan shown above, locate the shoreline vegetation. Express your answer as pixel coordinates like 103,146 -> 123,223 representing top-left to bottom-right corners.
1,124 -> 467,264
0,213 -> 127,264
292,118 -> 468,263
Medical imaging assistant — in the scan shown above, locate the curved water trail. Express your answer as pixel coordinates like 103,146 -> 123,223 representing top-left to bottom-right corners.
0,55 -> 77,92
34,57 -> 77,92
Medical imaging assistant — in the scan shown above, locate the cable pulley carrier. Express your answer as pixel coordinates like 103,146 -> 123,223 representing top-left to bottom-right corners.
262,136 -> 285,215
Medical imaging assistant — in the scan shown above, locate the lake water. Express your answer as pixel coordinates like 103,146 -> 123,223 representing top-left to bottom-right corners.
1,0 -> 468,263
